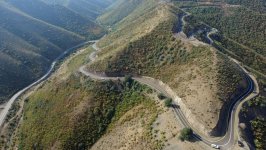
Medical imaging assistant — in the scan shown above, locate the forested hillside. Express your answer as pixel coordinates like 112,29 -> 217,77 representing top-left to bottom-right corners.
2,0 -> 264,150
88,0 -> 246,138
224,0 -> 266,13
173,0 -> 266,149
0,0 -> 111,103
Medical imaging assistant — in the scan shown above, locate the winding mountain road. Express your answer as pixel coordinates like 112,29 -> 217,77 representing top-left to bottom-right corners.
0,7 -> 258,150
79,11 -> 258,149
0,40 -> 96,128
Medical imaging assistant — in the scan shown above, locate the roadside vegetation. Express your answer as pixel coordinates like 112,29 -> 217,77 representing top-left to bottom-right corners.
11,48 -> 161,149
0,0 -> 108,103
172,0 -> 266,147
3,0 -> 262,149
240,78 -> 266,150
251,118 -> 266,150
164,98 -> 172,107
175,1 -> 266,76
88,1 -> 246,134
179,128 -> 193,141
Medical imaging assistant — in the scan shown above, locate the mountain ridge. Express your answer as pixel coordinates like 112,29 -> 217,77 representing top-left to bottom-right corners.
0,0 -> 110,103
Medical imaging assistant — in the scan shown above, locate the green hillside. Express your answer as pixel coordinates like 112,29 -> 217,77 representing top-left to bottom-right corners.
2,0 -> 265,150
89,0 -> 246,136
7,0 -> 104,37
6,45 -> 159,149
180,3 -> 266,75
42,0 -> 113,19
97,0 -> 145,26
0,0 -> 110,103
173,0 -> 266,149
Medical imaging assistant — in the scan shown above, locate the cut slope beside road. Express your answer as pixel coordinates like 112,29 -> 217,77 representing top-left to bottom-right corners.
79,34 -> 258,149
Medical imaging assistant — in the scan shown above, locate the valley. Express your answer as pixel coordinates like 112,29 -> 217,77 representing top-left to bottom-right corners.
0,0 -> 109,103
0,0 -> 265,150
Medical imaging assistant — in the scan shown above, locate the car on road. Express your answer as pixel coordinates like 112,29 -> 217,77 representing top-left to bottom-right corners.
211,144 -> 220,149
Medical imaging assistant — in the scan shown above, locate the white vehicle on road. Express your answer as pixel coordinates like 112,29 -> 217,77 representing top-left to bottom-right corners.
211,144 -> 220,149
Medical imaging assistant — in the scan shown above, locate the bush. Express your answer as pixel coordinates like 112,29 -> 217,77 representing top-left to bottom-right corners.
179,128 -> 193,141
124,75 -> 133,84
164,98 -> 172,107
158,93 -> 166,100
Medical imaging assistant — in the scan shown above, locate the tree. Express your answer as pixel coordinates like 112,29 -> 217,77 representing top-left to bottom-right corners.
179,128 -> 193,141
158,93 -> 166,100
124,75 -> 133,87
164,98 -> 172,107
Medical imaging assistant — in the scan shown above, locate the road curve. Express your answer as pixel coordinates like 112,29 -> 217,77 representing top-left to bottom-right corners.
0,5 -> 257,150
79,13 -> 257,149
0,40 -> 96,128
176,10 -> 258,149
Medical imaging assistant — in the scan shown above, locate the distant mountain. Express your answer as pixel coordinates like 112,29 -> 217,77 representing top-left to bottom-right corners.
7,0 -> 103,37
41,0 -> 114,19
98,0 -> 143,26
0,0 -> 111,103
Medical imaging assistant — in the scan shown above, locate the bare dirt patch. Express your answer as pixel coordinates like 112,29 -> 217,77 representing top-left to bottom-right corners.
91,93 -> 209,150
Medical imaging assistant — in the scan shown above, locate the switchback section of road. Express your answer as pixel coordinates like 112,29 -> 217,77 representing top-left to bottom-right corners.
79,20 -> 258,149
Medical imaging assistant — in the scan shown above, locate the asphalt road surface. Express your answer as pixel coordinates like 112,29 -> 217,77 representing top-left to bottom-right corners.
0,40 -> 96,128
79,20 -> 257,149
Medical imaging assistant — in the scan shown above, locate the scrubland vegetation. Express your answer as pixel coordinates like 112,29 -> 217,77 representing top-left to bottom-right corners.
251,118 -> 266,150
173,0 -> 265,147
240,78 -> 266,150
10,46 -> 160,149
176,1 -> 266,76
88,0 -> 246,135
0,0 -> 108,103
179,128 -> 193,141
3,0 -> 265,149
12,68 -> 157,150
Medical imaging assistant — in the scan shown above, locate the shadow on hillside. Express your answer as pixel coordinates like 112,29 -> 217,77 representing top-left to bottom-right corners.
210,78 -> 249,137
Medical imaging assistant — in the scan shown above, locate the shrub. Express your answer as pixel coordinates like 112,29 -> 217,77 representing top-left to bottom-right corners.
164,98 -> 172,107
124,75 -> 134,87
179,127 -> 193,141
158,93 -> 166,100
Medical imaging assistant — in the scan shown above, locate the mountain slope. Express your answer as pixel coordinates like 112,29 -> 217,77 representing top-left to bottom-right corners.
3,45 -> 161,149
88,0 -> 246,137
42,0 -> 113,19
173,0 -> 266,149
0,0 -> 109,103
97,0 -> 144,26
1,0 -> 259,150
7,0 -> 103,37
